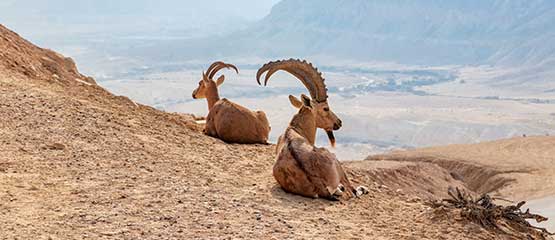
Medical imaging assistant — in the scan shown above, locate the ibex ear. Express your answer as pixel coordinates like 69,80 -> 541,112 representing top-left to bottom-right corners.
300,94 -> 312,108
288,95 -> 303,109
216,75 -> 225,86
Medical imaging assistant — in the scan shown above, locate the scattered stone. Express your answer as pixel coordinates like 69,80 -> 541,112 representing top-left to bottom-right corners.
45,143 -> 65,150
408,196 -> 422,203
450,172 -> 464,181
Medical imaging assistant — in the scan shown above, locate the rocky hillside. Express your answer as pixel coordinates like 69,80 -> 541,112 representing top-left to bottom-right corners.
0,24 -> 548,239
0,25 -> 96,86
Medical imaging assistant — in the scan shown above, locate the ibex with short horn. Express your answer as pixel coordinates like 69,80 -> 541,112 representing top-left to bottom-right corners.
192,61 -> 270,144
257,59 -> 368,200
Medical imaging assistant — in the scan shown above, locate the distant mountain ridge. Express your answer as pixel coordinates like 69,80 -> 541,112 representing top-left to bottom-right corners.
227,0 -> 555,66
130,0 -> 555,68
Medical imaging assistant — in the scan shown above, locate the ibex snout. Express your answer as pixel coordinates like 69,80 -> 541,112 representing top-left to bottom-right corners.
192,84 -> 202,99
333,119 -> 342,130
192,82 -> 207,99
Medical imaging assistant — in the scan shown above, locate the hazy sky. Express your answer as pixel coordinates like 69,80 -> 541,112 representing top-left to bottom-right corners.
0,0 -> 281,20
0,0 -> 281,39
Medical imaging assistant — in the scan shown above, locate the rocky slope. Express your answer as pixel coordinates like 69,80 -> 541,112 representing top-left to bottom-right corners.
0,24 -> 546,239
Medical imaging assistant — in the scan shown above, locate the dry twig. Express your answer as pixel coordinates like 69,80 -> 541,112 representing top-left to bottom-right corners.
430,187 -> 553,240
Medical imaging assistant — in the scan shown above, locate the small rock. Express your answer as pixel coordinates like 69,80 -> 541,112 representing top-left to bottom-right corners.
408,196 -> 421,203
450,172 -> 464,181
46,143 -> 65,150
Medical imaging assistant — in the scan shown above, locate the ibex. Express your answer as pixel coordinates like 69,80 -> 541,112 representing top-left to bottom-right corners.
192,61 -> 270,144
257,59 -> 368,200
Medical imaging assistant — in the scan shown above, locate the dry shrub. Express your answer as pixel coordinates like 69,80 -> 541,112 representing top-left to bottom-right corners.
430,187 -> 553,240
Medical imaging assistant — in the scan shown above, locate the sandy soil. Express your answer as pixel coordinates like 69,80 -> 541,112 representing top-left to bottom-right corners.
0,24 -> 548,239
0,71 -> 497,240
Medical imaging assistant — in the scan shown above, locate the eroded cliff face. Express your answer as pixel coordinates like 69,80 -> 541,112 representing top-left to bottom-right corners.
368,136 -> 555,200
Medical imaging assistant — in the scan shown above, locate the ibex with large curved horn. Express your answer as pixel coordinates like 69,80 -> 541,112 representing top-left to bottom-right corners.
257,59 -> 368,200
192,61 -> 270,144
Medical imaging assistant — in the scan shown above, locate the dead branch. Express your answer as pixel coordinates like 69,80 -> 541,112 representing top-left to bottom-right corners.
431,187 -> 553,240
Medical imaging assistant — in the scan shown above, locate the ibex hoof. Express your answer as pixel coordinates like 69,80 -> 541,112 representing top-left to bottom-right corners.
332,184 -> 345,197
355,186 -> 369,197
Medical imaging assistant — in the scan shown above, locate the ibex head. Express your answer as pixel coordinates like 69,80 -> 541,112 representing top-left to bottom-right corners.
257,59 -> 342,146
192,61 -> 238,99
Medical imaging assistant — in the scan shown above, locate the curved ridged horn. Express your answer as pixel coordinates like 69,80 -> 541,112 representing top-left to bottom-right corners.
205,61 -> 223,78
206,61 -> 239,80
256,59 -> 328,102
